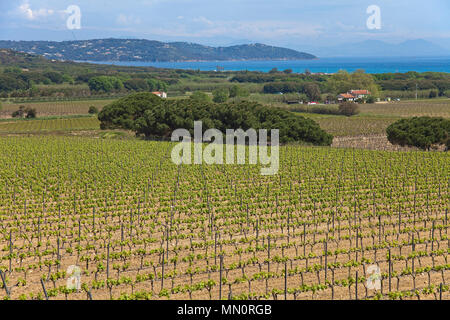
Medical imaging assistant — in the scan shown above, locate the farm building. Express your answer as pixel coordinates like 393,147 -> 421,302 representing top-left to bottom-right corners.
337,90 -> 371,102
152,91 -> 167,98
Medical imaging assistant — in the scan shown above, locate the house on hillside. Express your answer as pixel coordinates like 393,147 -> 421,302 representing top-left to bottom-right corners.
337,90 -> 371,102
152,91 -> 167,98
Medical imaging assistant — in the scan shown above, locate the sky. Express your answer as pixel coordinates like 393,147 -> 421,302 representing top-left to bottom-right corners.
1,0 -> 449,51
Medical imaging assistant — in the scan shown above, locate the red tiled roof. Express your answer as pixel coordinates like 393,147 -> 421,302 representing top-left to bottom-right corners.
350,90 -> 370,95
338,93 -> 354,99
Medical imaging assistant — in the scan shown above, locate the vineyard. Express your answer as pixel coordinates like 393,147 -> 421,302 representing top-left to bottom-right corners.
0,136 -> 448,300
302,99 -> 450,138
0,100 -> 113,118
359,100 -> 450,118
0,117 -> 100,134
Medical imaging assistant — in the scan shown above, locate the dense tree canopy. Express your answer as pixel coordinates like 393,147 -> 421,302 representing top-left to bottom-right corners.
43,71 -> 64,84
304,83 -> 321,101
386,117 -> 450,150
263,82 -> 304,94
88,76 -> 124,93
229,85 -> 250,98
98,92 -> 333,145
325,70 -> 380,97
190,91 -> 211,102
98,92 -> 164,130
123,79 -> 149,92
0,74 -> 29,92
212,89 -> 229,103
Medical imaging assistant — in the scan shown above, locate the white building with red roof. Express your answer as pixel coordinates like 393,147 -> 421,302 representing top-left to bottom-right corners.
337,90 -> 371,102
152,91 -> 167,98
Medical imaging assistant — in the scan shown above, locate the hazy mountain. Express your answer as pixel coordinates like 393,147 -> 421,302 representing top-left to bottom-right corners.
0,38 -> 316,62
309,39 -> 450,57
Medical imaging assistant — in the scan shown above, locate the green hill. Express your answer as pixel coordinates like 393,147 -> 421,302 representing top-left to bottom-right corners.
0,39 -> 316,62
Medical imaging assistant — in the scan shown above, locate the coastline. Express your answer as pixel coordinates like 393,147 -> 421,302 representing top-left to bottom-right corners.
74,56 -> 450,74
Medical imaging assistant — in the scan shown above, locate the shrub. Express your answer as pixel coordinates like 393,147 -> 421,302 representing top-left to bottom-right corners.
338,102 -> 360,116
366,96 -> 376,103
12,106 -> 26,118
12,106 -> 37,118
88,106 -> 99,114
291,105 -> 340,115
429,90 -> 438,98
386,117 -> 450,150
25,107 -> 37,118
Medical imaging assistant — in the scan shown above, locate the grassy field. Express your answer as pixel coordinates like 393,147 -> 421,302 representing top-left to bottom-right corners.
0,136 -> 448,300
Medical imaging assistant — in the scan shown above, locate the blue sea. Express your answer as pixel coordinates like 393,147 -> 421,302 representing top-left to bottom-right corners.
82,56 -> 450,74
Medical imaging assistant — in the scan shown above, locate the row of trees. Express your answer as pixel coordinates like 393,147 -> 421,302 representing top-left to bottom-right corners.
0,69 -> 75,93
234,70 -> 450,97
88,76 -> 168,93
263,82 -> 322,101
259,70 -> 381,102
0,68 -> 169,96
189,85 -> 251,104
234,70 -> 380,97
98,92 -> 333,145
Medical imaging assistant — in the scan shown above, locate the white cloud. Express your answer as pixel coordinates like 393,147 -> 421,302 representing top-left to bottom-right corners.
149,19 -> 323,40
17,1 -> 54,20
193,16 -> 214,26
117,14 -> 142,26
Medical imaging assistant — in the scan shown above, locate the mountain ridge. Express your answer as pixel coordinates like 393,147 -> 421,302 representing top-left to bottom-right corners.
306,39 -> 450,57
0,38 -> 316,62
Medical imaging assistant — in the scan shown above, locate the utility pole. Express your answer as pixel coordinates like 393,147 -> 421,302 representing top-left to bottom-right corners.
416,83 -> 418,100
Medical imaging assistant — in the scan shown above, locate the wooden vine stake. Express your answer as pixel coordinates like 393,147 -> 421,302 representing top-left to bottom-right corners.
268,236 -> 271,273
388,248 -> 392,293
284,261 -> 287,300
161,251 -> 165,291
40,278 -> 49,300
219,255 -> 223,300
9,230 -> 12,273
324,241 -> 328,282
106,243 -> 110,279
0,270 -> 10,298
